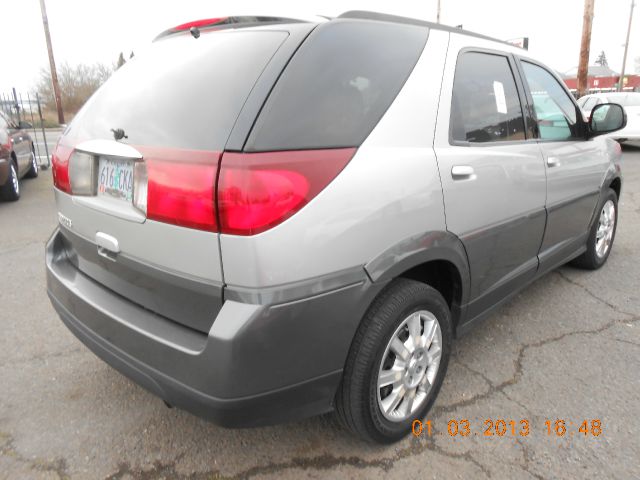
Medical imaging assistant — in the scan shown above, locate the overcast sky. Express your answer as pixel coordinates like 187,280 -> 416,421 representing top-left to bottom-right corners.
0,0 -> 637,94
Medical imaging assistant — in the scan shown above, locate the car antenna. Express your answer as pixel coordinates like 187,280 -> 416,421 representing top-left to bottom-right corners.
190,26 -> 200,39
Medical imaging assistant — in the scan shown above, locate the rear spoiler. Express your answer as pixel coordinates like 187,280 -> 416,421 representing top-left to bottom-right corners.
154,16 -> 307,41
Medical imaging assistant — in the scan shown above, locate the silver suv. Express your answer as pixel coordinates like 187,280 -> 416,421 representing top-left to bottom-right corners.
46,12 -> 625,443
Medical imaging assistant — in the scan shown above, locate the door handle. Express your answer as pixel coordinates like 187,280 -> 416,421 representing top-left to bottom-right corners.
451,165 -> 476,180
546,157 -> 561,168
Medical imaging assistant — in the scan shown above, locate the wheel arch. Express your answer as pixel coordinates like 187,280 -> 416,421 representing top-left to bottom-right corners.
364,231 -> 471,332
609,176 -> 621,200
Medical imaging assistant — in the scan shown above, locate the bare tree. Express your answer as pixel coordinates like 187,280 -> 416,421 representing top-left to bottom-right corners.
36,62 -> 113,115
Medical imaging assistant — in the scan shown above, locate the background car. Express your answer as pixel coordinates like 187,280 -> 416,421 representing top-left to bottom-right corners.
577,92 -> 640,143
0,111 -> 38,201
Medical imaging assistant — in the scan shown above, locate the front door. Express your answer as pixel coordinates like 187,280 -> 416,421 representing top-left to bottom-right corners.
517,59 -> 607,271
434,44 -> 547,321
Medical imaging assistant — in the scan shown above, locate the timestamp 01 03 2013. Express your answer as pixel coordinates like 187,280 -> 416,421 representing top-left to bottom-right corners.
411,419 -> 603,438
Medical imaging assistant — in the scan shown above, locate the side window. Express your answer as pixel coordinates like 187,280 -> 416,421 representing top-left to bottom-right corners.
450,51 -> 526,143
521,61 -> 579,140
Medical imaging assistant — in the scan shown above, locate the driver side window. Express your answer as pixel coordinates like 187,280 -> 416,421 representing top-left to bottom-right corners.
521,61 -> 580,141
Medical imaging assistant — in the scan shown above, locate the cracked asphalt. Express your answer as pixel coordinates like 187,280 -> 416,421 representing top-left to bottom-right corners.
1,145 -> 639,480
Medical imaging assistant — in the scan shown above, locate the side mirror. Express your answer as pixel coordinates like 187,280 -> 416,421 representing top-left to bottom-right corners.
589,103 -> 626,137
18,120 -> 33,129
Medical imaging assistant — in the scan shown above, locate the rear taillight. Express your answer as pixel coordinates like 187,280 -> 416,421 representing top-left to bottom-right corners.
51,143 -> 73,194
52,143 -> 354,236
217,149 -> 356,235
137,147 -> 221,232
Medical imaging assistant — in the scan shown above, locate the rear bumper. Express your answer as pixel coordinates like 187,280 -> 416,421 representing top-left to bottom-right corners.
46,227 -> 381,427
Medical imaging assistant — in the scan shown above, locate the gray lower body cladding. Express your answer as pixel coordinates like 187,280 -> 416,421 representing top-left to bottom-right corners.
46,228 -> 385,427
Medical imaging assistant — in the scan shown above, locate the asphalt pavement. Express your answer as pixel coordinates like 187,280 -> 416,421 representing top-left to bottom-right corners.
1,145 -> 639,479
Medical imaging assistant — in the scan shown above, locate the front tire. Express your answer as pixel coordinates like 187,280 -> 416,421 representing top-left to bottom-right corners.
336,279 -> 452,443
0,162 -> 20,201
571,188 -> 618,270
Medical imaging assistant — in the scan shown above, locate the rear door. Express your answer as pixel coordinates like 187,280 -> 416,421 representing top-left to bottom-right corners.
516,59 -> 607,271
51,25 -> 310,333
434,41 -> 547,321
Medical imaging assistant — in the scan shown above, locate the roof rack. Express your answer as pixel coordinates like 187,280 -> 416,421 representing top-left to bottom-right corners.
338,11 -> 513,47
154,16 -> 307,41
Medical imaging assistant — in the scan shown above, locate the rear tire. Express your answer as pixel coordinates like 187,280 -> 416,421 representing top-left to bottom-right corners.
571,188 -> 618,270
336,278 -> 452,443
0,161 -> 20,201
25,149 -> 38,178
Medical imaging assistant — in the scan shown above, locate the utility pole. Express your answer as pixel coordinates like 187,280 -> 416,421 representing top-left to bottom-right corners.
437,0 -> 441,23
618,0 -> 636,92
38,0 -> 64,125
577,0 -> 595,98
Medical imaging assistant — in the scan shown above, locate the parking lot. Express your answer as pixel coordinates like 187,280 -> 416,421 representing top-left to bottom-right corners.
1,145 -> 639,479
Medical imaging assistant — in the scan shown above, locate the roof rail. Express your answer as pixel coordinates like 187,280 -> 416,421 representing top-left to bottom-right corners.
338,10 -> 513,47
154,16 -> 307,41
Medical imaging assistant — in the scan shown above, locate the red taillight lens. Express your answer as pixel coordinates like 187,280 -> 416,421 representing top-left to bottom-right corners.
51,143 -> 73,194
218,148 -> 356,236
140,147 -> 221,231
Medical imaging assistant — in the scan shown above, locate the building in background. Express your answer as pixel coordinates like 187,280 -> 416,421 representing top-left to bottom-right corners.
562,65 -> 640,96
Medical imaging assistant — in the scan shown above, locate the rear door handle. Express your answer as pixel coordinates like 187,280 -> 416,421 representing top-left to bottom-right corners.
546,157 -> 561,168
451,165 -> 476,180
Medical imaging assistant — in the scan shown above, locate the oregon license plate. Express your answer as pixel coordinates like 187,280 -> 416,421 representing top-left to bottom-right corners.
97,158 -> 133,202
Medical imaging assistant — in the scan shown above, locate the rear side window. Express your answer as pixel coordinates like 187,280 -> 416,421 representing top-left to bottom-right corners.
450,52 -> 526,143
245,20 -> 428,152
63,31 -> 288,151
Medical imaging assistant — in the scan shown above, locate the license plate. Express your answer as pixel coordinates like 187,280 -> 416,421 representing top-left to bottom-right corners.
97,158 -> 133,202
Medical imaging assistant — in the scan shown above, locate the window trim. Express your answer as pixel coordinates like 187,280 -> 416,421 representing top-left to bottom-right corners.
447,47 -> 536,148
512,56 -> 588,143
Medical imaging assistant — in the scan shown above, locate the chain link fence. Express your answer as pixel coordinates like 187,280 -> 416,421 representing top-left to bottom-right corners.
0,88 -> 51,168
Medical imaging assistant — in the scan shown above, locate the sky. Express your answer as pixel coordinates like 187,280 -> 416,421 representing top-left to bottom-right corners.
0,0 -> 637,94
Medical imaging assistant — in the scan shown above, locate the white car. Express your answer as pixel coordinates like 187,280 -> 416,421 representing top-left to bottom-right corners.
577,92 -> 640,143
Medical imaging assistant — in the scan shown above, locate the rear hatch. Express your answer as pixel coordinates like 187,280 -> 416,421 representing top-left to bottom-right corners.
51,25 -> 302,333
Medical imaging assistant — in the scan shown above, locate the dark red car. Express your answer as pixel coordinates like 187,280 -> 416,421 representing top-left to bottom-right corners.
0,111 -> 38,201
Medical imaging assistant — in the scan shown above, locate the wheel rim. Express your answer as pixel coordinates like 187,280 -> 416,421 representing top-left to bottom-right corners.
11,164 -> 18,194
377,310 -> 442,422
32,151 -> 38,172
595,199 -> 615,259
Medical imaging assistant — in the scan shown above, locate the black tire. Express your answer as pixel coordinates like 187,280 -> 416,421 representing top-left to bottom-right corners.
25,148 -> 38,178
571,188 -> 618,270
0,161 -> 20,201
336,278 -> 452,443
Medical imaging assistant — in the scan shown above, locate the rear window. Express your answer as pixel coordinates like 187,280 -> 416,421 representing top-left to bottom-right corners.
63,30 -> 288,151
245,20 -> 428,152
